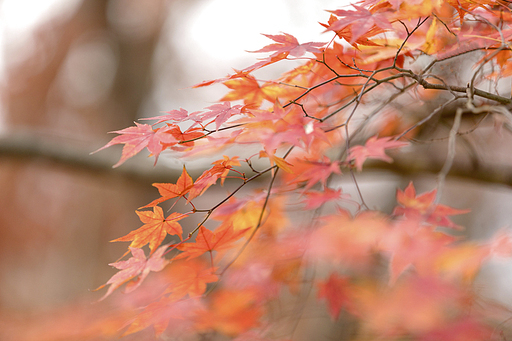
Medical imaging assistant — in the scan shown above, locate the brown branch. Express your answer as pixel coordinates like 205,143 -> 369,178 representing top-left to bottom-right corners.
361,157 -> 512,188
0,132 -> 181,184
3,131 -> 512,188
413,78 -> 512,105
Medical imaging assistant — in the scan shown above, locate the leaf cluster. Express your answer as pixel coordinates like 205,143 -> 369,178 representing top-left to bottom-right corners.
94,1 -> 512,339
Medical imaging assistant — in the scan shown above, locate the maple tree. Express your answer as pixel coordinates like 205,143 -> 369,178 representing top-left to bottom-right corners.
91,0 -> 512,339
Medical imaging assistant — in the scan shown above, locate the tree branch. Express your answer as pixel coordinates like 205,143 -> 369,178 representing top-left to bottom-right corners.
0,132 -> 180,184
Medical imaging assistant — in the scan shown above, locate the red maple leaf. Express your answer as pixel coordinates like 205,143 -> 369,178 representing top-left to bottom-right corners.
175,225 -> 248,261
141,166 -> 194,208
249,32 -> 325,58
112,207 -> 187,253
317,273 -> 352,320
393,182 -> 470,229
170,126 -> 205,148
348,136 -> 409,171
96,246 -> 168,301
92,123 -> 177,167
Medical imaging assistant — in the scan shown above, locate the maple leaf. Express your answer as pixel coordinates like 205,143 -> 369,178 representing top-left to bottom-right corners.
259,150 -> 293,173
141,166 -> 194,208
122,296 -> 202,337
112,207 -> 187,254
290,156 -> 342,190
393,182 -> 470,229
326,4 -> 393,43
165,258 -> 218,299
199,102 -> 245,130
240,51 -> 289,74
383,217 -> 457,283
237,103 -> 328,153
433,243 -> 489,282
170,126 -> 205,148
320,14 -> 384,48
188,156 -> 241,201
140,108 -> 202,126
212,195 -> 265,227
249,32 -> 325,58
196,288 -> 262,336
184,129 -> 243,157
175,225 -> 248,261
96,246 -> 168,301
221,75 -> 283,107
92,123 -> 177,167
302,187 -> 347,210
307,210 -> 390,269
348,136 -> 409,171
353,276 -> 471,336
192,69 -> 252,88
317,273 -> 352,320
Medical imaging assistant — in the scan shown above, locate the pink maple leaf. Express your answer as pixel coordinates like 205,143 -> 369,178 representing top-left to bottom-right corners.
199,102 -> 244,130
96,246 -> 168,301
249,32 -> 325,57
326,4 -> 393,43
140,108 -> 202,126
348,136 -> 408,171
92,123 -> 177,167
303,187 -> 347,210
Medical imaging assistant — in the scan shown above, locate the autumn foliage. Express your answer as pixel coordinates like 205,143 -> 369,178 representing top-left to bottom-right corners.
94,0 -> 512,339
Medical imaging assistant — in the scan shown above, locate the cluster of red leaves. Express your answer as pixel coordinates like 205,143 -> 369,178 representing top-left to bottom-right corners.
94,0 -> 512,339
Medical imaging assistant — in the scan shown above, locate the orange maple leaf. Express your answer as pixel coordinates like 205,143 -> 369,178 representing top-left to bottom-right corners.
170,126 -> 205,149
196,289 -> 262,336
165,258 -> 218,299
188,156 -> 241,201
175,225 -> 248,261
112,207 -> 187,254
290,156 -> 342,191
142,166 -> 194,208
221,75 -> 283,107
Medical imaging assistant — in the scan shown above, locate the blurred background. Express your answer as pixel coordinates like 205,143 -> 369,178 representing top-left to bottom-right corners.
0,0 -> 343,339
1,0 -> 512,340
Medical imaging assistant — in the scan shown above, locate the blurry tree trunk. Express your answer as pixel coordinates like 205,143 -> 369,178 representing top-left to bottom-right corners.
0,0 -> 169,314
